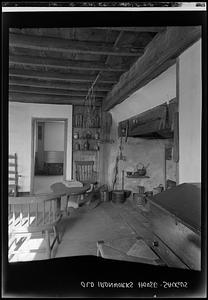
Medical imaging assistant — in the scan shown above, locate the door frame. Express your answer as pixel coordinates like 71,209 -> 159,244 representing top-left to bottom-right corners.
30,117 -> 68,194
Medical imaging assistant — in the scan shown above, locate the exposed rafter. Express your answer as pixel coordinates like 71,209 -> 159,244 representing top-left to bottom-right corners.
102,26 -> 201,111
9,92 -> 102,106
9,77 -> 113,91
8,27 -> 173,107
9,85 -> 106,98
9,55 -> 128,72
9,68 -> 118,83
9,33 -> 144,57
84,30 -> 124,104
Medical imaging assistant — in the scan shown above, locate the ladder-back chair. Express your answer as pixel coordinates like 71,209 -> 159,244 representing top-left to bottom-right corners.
75,161 -> 97,187
9,153 -> 20,196
8,193 -> 63,261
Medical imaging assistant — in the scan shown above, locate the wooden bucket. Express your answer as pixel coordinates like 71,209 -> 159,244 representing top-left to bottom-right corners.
111,190 -> 125,203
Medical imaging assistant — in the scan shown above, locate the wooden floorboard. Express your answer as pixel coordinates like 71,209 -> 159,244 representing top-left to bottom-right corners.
108,201 -> 153,240
8,200 -> 178,265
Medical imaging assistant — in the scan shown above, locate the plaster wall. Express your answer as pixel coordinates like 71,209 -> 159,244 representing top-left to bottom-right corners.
44,121 -> 64,151
9,102 -> 73,192
104,65 -> 176,191
111,64 -> 176,123
178,39 -> 201,183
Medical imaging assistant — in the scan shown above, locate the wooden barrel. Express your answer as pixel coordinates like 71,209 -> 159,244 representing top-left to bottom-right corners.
111,190 -> 125,203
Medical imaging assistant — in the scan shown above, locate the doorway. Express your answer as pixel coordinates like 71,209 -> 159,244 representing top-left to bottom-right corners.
31,118 -> 67,194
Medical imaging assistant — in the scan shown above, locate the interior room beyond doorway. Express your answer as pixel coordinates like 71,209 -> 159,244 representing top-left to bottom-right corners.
33,119 -> 66,194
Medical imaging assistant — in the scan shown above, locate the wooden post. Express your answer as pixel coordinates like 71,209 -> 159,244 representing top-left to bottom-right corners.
122,170 -> 124,190
28,204 -> 30,225
53,226 -> 60,244
164,145 -> 167,190
45,230 -> 51,259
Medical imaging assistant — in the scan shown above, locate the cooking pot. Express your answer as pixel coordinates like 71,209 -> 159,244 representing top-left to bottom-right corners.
134,169 -> 146,176
135,163 -> 149,176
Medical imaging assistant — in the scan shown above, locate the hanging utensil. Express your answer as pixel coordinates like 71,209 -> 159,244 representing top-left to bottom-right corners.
121,170 -> 124,190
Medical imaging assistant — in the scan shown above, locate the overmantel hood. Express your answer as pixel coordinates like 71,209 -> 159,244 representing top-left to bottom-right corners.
118,99 -> 178,139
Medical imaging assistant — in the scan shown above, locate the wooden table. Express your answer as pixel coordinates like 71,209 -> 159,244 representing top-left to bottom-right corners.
50,183 -> 91,213
65,184 -> 91,196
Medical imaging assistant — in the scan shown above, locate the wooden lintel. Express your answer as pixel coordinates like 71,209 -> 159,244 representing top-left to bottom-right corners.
9,77 -> 113,91
9,68 -> 117,84
9,85 -> 106,97
9,92 -> 102,105
102,26 -> 201,111
9,33 -> 144,57
9,55 -> 127,72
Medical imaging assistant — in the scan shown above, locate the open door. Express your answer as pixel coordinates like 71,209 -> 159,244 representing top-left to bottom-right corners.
31,118 -> 68,194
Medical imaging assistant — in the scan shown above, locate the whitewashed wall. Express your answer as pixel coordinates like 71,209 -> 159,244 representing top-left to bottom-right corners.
44,121 -> 65,151
178,39 -> 201,183
104,65 -> 176,189
9,103 -> 73,192
111,64 -> 176,123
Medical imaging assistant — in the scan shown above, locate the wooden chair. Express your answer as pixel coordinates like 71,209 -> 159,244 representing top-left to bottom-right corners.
9,153 -> 21,196
8,193 -> 63,261
75,161 -> 97,187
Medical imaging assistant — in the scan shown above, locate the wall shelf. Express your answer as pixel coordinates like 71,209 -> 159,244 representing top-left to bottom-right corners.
72,105 -> 101,181
126,175 -> 150,178
74,138 -> 99,141
74,127 -> 100,129
74,150 -> 99,152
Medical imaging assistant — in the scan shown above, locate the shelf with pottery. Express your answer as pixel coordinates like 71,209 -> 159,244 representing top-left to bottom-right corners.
73,149 -> 99,152
73,127 -> 100,130
126,163 -> 150,179
72,105 -> 101,181
126,175 -> 150,178
73,138 -> 100,141
73,139 -> 100,151
73,130 -> 100,140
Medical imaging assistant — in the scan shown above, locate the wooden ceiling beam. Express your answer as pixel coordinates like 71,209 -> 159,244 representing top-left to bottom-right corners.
9,77 -> 112,91
102,26 -> 201,111
93,27 -> 165,32
9,55 -> 127,72
9,33 -> 144,56
9,92 -> 102,106
9,84 -> 106,97
89,31 -> 124,98
9,68 -> 118,83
